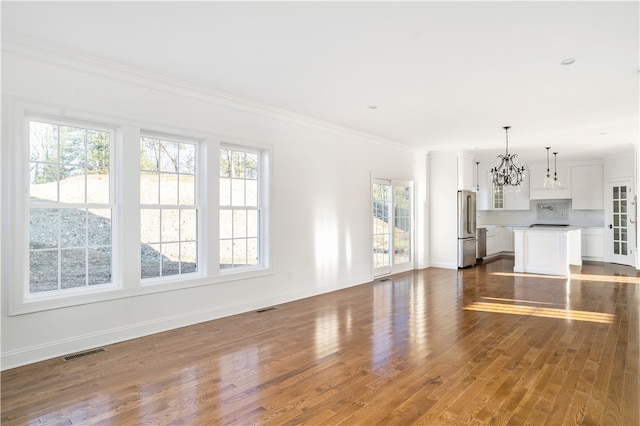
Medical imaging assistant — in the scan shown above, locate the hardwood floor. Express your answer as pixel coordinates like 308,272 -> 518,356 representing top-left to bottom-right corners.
2,258 -> 639,425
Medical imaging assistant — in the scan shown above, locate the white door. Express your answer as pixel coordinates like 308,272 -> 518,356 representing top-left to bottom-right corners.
605,179 -> 636,266
372,178 -> 413,276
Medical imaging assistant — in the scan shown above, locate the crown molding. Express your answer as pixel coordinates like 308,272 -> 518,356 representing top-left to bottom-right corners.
2,32 -> 419,154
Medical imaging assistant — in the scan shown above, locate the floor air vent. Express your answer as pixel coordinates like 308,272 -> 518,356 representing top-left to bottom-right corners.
256,307 -> 276,313
62,348 -> 105,362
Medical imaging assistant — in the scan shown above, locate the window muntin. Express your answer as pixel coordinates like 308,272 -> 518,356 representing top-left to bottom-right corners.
140,136 -> 199,279
27,119 -> 113,294
219,147 -> 261,269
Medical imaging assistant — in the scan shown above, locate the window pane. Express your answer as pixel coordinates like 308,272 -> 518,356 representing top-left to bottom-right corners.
181,209 -> 197,242
220,210 -> 232,239
231,179 -> 245,206
246,180 -> 258,207
87,130 -> 110,169
60,248 -> 86,289
220,240 -> 232,268
30,208 -> 59,249
220,149 -> 231,177
60,209 -> 86,248
247,238 -> 258,265
140,171 -> 159,204
179,143 -> 195,174
160,141 -> 179,173
59,126 -> 85,165
232,151 -> 245,178
233,210 -> 247,238
30,250 -> 58,292
161,209 -> 180,243
87,168 -> 109,204
233,239 -> 247,266
140,137 -> 160,171
59,165 -> 85,203
88,247 -> 111,285
245,153 -> 258,179
159,175 -> 178,205
141,243 -> 161,279
30,121 -> 59,163
179,174 -> 195,205
88,209 -> 111,246
162,242 -> 180,276
220,177 -> 231,206
30,163 -> 59,202
141,209 -> 161,243
181,242 -> 197,273
247,210 -> 258,238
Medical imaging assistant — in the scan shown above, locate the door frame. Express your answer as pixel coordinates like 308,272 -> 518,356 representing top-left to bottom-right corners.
605,178 -> 636,267
371,176 -> 414,277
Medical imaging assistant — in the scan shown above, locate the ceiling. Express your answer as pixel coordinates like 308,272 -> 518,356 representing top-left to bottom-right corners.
2,1 -> 639,162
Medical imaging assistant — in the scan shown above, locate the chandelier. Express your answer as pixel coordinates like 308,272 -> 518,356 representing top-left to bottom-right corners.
490,126 -> 525,187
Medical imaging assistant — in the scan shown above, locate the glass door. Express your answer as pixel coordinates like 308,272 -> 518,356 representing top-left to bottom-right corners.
372,178 -> 413,277
606,179 -> 636,266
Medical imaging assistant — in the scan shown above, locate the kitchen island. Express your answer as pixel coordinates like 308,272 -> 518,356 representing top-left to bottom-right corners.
513,226 -> 582,277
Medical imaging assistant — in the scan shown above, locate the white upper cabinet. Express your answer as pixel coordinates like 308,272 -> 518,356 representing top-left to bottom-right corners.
572,165 -> 604,209
457,154 -> 475,191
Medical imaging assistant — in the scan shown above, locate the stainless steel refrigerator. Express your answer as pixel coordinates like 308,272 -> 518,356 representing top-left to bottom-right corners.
457,190 -> 477,268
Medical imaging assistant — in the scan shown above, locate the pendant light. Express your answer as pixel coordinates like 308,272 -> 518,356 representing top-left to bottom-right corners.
475,161 -> 480,192
490,126 -> 525,187
543,147 -> 553,188
552,151 -> 561,189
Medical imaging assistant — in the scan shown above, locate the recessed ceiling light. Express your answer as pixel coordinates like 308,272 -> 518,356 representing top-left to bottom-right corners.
599,132 -> 608,135
368,105 -> 378,109
561,58 -> 576,65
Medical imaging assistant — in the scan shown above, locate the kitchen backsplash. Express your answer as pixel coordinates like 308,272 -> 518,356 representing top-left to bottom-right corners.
537,201 -> 569,222
477,200 -> 605,227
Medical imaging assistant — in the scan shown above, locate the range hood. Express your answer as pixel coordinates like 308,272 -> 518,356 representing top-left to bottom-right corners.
529,188 -> 571,200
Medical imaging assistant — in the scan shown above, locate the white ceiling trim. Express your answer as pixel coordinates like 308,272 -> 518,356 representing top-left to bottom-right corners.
3,32 -> 421,154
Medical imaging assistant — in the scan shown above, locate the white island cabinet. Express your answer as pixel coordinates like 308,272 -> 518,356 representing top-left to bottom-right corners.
513,227 -> 582,277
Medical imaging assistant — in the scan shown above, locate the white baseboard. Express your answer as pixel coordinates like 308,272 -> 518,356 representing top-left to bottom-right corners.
1,274 -> 373,370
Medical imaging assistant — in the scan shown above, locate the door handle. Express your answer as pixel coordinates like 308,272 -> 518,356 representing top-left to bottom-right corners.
609,224 -> 613,229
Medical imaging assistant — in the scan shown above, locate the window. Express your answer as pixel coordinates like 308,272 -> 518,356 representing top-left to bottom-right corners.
10,104 -> 270,314
27,118 -> 113,294
140,135 -> 199,279
219,147 -> 261,269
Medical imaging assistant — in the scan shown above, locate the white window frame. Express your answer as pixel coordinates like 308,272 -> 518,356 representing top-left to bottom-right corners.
4,100 -> 272,316
23,115 -> 118,301
139,133 -> 202,283
219,143 -> 269,274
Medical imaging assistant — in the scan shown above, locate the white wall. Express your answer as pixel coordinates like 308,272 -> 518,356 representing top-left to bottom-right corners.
1,42 -> 427,368
428,150 -> 459,268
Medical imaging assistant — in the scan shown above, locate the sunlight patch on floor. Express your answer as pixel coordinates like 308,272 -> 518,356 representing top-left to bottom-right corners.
482,296 -> 559,306
491,271 -> 640,285
464,301 -> 614,324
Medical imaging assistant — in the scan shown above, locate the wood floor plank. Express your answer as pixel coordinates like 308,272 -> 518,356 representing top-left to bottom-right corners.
2,258 -> 638,425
